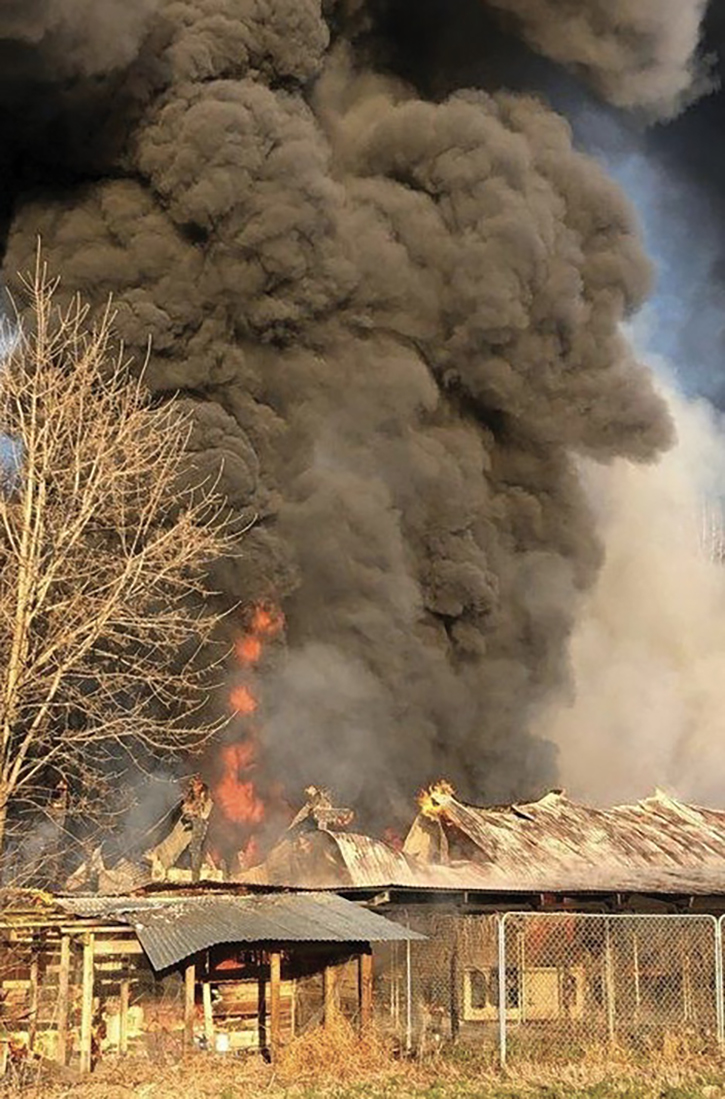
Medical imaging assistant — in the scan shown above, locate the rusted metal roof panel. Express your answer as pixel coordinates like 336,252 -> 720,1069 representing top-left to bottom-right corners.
239,789 -> 725,897
401,788 -> 725,894
57,891 -> 424,970
330,833 -> 419,887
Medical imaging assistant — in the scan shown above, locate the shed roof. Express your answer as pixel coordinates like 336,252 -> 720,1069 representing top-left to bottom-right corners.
58,891 -> 423,970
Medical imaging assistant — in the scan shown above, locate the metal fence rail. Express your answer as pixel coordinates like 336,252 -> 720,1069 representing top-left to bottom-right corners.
374,910 -> 725,1065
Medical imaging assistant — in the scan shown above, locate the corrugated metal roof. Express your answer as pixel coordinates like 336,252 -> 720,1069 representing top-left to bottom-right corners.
238,790 -> 725,897
238,830 -> 423,890
425,788 -> 725,872
403,788 -> 725,894
57,891 -> 423,970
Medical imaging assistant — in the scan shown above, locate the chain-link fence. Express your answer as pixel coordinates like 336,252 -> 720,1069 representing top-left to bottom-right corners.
374,910 -> 725,1065
498,913 -> 722,1064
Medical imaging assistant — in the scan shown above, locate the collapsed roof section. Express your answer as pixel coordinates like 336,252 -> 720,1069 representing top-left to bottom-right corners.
239,785 -> 725,898
407,785 -> 725,875
64,782 -> 725,899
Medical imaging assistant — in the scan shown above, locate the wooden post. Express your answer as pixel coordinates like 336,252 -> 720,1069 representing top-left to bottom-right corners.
184,962 -> 196,1052
257,962 -> 267,1053
119,979 -> 130,1055
79,933 -> 94,1075
358,950 -> 373,1033
202,981 -> 214,1049
28,953 -> 39,1050
323,962 -> 337,1028
269,952 -> 281,1059
56,936 -> 71,1066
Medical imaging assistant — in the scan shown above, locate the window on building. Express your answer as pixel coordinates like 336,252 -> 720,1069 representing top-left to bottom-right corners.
464,966 -> 521,1019
489,967 -> 521,1010
467,968 -> 488,1011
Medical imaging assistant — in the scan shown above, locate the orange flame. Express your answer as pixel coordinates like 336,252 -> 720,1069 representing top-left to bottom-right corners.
417,779 -> 455,819
214,743 -> 265,825
251,603 -> 284,637
212,601 -> 286,848
236,636 -> 262,666
229,684 -> 257,715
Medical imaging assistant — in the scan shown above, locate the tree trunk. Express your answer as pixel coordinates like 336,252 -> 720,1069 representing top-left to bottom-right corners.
0,798 -> 9,876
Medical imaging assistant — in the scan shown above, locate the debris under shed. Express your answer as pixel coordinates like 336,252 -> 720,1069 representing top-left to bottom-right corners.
0,888 -> 422,1075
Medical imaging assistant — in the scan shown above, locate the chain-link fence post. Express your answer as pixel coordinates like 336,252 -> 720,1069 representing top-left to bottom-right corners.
717,914 -> 724,1049
604,918 -> 616,1044
485,912 -> 723,1066
404,912 -> 412,1053
497,913 -> 507,1069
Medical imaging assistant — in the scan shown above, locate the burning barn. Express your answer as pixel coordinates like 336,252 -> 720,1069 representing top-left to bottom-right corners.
5,782 -> 725,1067
68,779 -> 725,910
226,784 -> 725,1046
238,783 -> 725,911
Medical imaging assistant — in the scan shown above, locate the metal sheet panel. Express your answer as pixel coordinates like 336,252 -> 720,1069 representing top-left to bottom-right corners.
236,790 -> 725,897
58,891 -> 424,970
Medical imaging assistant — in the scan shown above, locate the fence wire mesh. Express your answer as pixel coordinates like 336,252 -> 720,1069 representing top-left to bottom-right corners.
374,910 -> 725,1065
499,914 -> 721,1064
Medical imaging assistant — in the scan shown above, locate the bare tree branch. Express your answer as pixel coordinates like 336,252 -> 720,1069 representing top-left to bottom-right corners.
0,255 -> 238,863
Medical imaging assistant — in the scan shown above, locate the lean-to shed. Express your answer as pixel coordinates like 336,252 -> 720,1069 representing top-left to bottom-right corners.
0,888 -> 422,1074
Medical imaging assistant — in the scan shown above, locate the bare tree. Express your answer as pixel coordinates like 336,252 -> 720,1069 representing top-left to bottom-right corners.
0,260 -> 236,861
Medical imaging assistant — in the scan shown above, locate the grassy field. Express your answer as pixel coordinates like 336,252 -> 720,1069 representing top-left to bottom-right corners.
2,1058 -> 725,1099
2,1021 -> 725,1099
3,1058 -> 723,1099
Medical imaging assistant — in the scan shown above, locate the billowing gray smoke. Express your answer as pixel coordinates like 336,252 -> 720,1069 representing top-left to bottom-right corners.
0,0 -> 699,821
486,0 -> 712,119
0,0 -> 159,77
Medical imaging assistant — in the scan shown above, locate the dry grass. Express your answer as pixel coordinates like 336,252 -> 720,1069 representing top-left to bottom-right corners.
0,1034 -> 724,1099
275,1012 -> 401,1085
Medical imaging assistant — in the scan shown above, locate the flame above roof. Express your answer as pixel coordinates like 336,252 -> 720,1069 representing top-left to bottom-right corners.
401,787 -> 725,894
240,788 -> 725,897
419,788 -> 725,870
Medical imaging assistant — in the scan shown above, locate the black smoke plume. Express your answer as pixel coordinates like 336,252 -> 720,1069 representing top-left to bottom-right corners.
0,0 -> 700,823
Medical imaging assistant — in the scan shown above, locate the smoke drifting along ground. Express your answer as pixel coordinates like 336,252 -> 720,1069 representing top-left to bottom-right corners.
540,378 -> 725,808
0,0 -> 708,819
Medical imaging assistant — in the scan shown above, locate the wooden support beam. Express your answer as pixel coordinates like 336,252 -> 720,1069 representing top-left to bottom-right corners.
56,936 -> 71,1066
119,979 -> 129,1056
93,940 -> 145,956
323,962 -> 337,1029
269,952 -> 281,1059
257,966 -> 267,1053
202,981 -> 214,1049
184,962 -> 196,1052
79,934 -> 95,1075
358,951 -> 373,1033
28,954 -> 39,1050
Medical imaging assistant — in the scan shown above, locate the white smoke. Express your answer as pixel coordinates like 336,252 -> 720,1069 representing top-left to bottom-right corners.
540,367 -> 725,807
